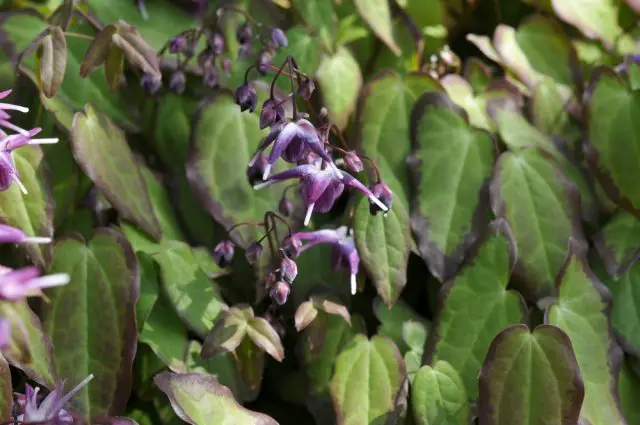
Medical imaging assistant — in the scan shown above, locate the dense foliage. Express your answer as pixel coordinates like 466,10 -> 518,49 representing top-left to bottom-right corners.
0,0 -> 637,424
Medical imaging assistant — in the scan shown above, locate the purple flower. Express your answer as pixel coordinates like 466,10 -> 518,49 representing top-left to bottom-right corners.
169,71 -> 186,94
203,66 -> 219,88
234,84 -> 257,112
141,73 -> 162,94
254,163 -> 388,225
257,50 -> 273,75
248,119 -> 341,181
0,223 -> 51,244
213,240 -> 235,267
290,226 -> 360,294
370,182 -> 392,215
0,90 -> 31,136
259,99 -> 285,129
0,266 -> 70,301
270,280 -> 290,305
245,241 -> 263,265
280,256 -> 297,284
236,23 -> 253,45
298,78 -> 315,100
282,234 -> 302,258
208,32 -> 225,55
246,151 -> 269,185
343,151 -> 363,173
270,28 -> 288,48
17,374 -> 94,424
169,36 -> 186,54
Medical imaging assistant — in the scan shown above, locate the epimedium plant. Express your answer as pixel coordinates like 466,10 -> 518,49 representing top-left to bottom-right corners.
0,0 -> 636,424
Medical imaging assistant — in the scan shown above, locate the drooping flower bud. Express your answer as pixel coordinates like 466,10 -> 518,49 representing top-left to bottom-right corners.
247,151 -> 268,185
245,241 -> 263,265
234,84 -> 257,112
270,28 -> 288,49
169,35 -> 187,54
221,56 -> 232,75
236,23 -> 253,45
213,240 -> 235,267
141,73 -> 162,94
184,37 -> 197,58
344,151 -> 364,173
169,71 -> 186,94
280,256 -> 298,284
203,66 -> 219,88
270,280 -> 290,305
278,197 -> 293,217
298,78 -> 315,100
259,99 -> 285,129
370,182 -> 393,215
257,50 -> 272,75
238,43 -> 252,58
197,48 -> 215,69
282,234 -> 303,258
208,32 -> 225,55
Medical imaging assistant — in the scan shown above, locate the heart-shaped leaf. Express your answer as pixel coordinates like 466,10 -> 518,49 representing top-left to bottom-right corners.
546,241 -> 626,425
155,372 -> 279,425
0,355 -> 11,422
478,324 -> 584,425
0,145 -> 53,268
153,240 -> 226,338
409,91 -> 495,282
425,220 -> 526,399
531,78 -> 580,145
354,193 -> 410,305
354,0 -> 400,55
316,46 -> 362,130
586,68 -> 640,217
619,361 -> 640,425
412,360 -> 468,425
440,75 -> 493,131
330,334 -> 407,425
71,104 -> 161,240
295,295 -> 350,332
0,301 -> 56,388
490,148 -> 584,300
603,260 -> 640,358
357,72 -> 440,205
187,94 -> 281,247
43,229 -> 139,419
291,0 -> 336,50
374,297 -> 428,357
594,211 -> 640,279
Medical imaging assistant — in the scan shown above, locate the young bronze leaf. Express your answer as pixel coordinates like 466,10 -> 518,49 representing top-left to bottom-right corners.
546,241 -> 626,425
80,24 -> 117,78
585,68 -> 640,216
329,334 -> 407,425
412,360 -> 468,425
246,317 -> 285,362
38,26 -> 66,98
425,220 -> 526,399
478,324 -> 584,425
105,43 -> 125,91
154,372 -> 279,425
409,91 -> 495,282
490,148 -> 585,300
0,146 -> 53,268
71,104 -> 161,240
594,211 -> 640,279
43,229 -> 139,419
111,21 -> 161,80
201,309 -> 250,360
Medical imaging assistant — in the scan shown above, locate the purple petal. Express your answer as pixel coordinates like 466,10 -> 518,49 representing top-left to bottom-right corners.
267,122 -> 299,172
0,223 -> 26,244
313,180 -> 344,213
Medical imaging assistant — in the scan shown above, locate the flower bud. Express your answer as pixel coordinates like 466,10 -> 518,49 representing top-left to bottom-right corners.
169,71 -> 186,94
280,256 -> 298,284
234,84 -> 257,112
270,28 -> 288,48
213,240 -> 235,267
245,241 -> 263,265
259,99 -> 285,129
184,37 -> 197,58
221,57 -> 232,75
344,151 -> 364,173
140,73 -> 162,94
236,23 -> 253,45
270,280 -> 290,305
238,43 -> 252,58
247,151 -> 268,185
197,48 -> 214,69
203,66 -> 219,88
370,182 -> 393,215
169,35 -> 186,54
278,197 -> 293,217
256,50 -> 272,75
298,78 -> 315,100
282,234 -> 302,258
208,32 -> 225,55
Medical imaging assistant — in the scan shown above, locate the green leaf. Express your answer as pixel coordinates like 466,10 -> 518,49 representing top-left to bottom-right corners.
0,145 -> 53,267
412,360 -> 468,425
316,46 -> 362,130
271,27 -> 322,77
71,104 -> 161,240
531,78 -> 580,144
357,72 -> 440,205
0,355 -> 11,422
354,0 -> 400,55
586,68 -> 640,217
478,324 -> 584,425
603,260 -> 640,357
354,193 -> 410,305
153,240 -> 226,337
490,148 -> 584,300
594,211 -> 640,278
139,165 -> 185,241
43,229 -> 139,419
0,301 -> 56,388
187,94 -> 278,247
373,297 -> 428,356
330,334 -> 407,425
426,220 -> 526,399
440,74 -> 492,131
546,242 -> 626,425
139,294 -> 188,373
464,58 -> 492,93
619,361 -> 640,425
154,372 -> 279,425
291,0 -> 336,50
409,92 -> 495,282
136,252 -> 159,332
